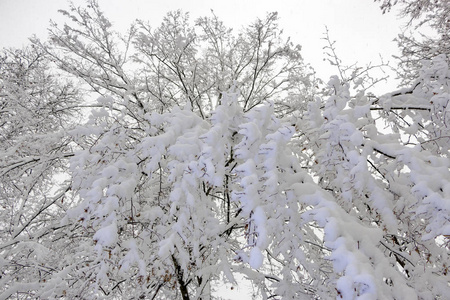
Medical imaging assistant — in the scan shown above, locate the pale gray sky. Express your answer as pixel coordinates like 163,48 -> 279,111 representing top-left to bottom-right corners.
0,0 -> 404,90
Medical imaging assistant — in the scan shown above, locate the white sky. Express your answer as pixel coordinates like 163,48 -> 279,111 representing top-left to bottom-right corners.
0,0 -> 405,92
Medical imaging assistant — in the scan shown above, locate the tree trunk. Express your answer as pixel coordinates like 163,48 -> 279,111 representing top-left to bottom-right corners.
172,255 -> 190,300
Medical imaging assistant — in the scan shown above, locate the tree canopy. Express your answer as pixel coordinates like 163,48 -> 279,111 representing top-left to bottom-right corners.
375,0 -> 450,84
1,1 -> 449,299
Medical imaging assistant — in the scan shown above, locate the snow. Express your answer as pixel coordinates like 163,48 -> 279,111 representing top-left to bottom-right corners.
3,29 -> 450,299
249,247 -> 263,269
158,233 -> 175,257
253,206 -> 268,249
93,221 -> 118,248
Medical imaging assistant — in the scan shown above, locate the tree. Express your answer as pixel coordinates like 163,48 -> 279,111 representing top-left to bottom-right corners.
36,3 -> 315,117
0,46 -> 82,298
1,0 -> 450,299
374,0 -> 450,84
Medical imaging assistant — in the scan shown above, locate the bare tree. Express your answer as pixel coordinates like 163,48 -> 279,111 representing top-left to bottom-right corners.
0,46 -> 82,298
375,0 -> 450,84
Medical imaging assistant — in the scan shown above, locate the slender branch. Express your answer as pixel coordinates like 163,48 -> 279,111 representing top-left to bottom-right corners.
379,241 -> 416,267
370,106 -> 430,111
13,185 -> 71,239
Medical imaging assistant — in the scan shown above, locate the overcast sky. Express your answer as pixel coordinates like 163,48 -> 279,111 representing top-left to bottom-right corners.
0,0 -> 404,91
